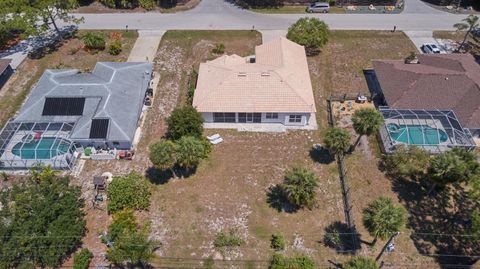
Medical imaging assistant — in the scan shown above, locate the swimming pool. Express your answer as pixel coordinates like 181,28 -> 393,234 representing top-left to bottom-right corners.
387,123 -> 448,145
12,137 -> 71,159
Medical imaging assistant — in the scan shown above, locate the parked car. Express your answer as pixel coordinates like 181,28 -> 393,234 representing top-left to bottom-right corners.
421,43 -> 441,54
306,2 -> 330,13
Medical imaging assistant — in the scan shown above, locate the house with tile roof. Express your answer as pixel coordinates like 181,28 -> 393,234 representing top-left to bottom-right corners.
192,37 -> 317,131
369,54 -> 479,153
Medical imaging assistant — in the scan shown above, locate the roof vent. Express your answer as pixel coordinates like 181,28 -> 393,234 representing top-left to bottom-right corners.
445,77 -> 449,80
238,72 -> 247,77
249,57 -> 256,63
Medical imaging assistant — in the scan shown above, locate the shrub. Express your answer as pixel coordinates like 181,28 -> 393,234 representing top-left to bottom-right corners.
344,256 -> 379,269
281,167 -> 319,209
100,0 -> 116,8
107,172 -> 151,213
82,32 -> 106,51
149,140 -> 178,173
187,69 -> 198,105
269,254 -> 315,269
139,0 -> 156,10
213,229 -> 245,249
109,31 -> 123,41
73,249 -> 93,269
287,17 -> 329,55
166,105 -> 204,140
211,43 -> 225,54
109,40 -> 122,55
323,227 -> 341,249
107,209 -> 137,243
270,233 -> 286,251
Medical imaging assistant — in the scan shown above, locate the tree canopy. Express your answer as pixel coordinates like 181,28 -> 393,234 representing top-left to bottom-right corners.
176,136 -> 212,170
351,108 -> 384,150
287,17 -> 329,55
383,145 -> 430,180
149,140 -> 178,172
323,127 -> 351,154
0,168 -> 86,268
362,197 -> 406,245
107,172 -> 151,213
453,14 -> 479,52
344,256 -> 379,269
281,167 -> 319,209
166,106 -> 204,140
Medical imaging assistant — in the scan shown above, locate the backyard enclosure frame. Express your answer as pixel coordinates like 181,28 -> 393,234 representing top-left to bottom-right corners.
378,107 -> 476,154
0,120 -> 78,170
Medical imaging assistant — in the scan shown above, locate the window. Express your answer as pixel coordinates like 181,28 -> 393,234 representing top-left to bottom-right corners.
288,115 -> 302,123
213,113 -> 236,123
238,113 -> 261,123
266,113 -> 278,119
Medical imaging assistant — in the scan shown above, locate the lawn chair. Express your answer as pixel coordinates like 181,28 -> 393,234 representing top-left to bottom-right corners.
210,137 -> 223,145
207,134 -> 221,141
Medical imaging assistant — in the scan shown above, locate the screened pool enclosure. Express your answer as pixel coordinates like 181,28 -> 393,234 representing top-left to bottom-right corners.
0,121 -> 78,170
378,107 -> 476,154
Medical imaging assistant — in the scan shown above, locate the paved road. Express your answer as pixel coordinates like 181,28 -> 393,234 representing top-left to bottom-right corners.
70,0 -> 467,31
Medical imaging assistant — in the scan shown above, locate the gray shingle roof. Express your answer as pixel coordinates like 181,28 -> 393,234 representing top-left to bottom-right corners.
14,62 -> 153,143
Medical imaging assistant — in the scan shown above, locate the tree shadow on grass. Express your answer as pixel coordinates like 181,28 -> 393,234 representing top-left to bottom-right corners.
145,167 -> 172,185
391,177 -> 480,268
266,184 -> 298,213
309,147 -> 334,164
322,221 -> 361,255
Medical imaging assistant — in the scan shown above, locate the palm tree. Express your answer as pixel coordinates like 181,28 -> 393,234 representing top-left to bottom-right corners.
453,14 -> 479,52
281,167 -> 319,209
351,108 -> 384,151
362,197 -> 406,246
344,256 -> 379,269
149,140 -> 178,178
323,127 -> 351,155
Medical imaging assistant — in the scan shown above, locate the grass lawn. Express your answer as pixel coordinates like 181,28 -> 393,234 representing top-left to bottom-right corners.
74,30 -> 454,268
74,0 -> 200,13
0,30 -> 138,129
250,5 -> 345,14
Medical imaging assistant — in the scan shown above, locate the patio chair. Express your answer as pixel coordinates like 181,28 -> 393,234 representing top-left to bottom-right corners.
210,137 -> 223,145
207,134 -> 221,141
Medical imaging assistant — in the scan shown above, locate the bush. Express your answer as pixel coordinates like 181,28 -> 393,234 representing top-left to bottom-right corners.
166,105 -> 204,140
107,209 -> 137,243
270,233 -> 286,251
149,140 -> 178,172
73,249 -> 93,269
107,172 -> 151,213
213,229 -> 245,249
323,227 -> 341,249
344,256 -> 379,269
109,40 -> 122,55
269,254 -> 315,269
187,69 -> 198,105
287,17 -> 329,56
281,167 -> 319,209
82,32 -> 106,51
211,43 -> 225,54
139,0 -> 156,10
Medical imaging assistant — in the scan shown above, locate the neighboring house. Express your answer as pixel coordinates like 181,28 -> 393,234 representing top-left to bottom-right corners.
369,54 -> 478,153
0,59 -> 13,89
0,62 -> 152,170
192,37 -> 317,131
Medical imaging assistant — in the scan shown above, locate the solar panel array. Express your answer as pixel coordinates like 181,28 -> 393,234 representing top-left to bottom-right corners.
89,119 -> 109,139
42,97 -> 85,116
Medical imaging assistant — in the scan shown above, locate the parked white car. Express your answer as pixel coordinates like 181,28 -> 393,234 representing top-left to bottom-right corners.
421,43 -> 441,54
306,2 -> 330,13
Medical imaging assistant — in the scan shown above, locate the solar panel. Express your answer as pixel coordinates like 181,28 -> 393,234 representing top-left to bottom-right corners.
89,119 -> 109,139
42,97 -> 85,116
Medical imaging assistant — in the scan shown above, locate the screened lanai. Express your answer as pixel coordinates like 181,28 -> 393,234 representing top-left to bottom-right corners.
0,120 -> 78,170
378,107 -> 476,154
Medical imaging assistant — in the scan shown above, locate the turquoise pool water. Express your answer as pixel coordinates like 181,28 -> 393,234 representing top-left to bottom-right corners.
12,137 -> 70,159
387,123 -> 448,145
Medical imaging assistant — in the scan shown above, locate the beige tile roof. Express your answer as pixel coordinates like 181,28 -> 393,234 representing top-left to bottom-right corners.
192,37 -> 316,113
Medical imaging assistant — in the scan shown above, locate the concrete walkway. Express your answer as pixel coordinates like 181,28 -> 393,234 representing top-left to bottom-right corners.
127,30 -> 164,62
